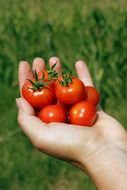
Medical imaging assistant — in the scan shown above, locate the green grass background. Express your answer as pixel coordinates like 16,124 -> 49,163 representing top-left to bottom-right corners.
0,0 -> 127,189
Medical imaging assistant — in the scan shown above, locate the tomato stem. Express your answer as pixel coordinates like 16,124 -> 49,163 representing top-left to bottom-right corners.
47,63 -> 58,80
34,70 -> 38,82
59,71 -> 72,87
27,70 -> 48,91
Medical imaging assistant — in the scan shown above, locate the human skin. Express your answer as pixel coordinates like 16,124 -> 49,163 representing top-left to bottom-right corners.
16,57 -> 127,190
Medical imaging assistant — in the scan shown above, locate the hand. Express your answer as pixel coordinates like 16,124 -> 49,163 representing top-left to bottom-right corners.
16,57 -> 127,190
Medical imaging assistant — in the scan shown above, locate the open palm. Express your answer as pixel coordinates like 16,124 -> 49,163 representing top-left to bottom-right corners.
17,57 -> 127,176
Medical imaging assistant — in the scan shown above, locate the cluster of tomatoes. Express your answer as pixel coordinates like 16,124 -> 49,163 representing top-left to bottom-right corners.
22,64 -> 100,127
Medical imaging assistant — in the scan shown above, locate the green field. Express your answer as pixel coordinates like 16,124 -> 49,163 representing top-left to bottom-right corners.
0,0 -> 127,189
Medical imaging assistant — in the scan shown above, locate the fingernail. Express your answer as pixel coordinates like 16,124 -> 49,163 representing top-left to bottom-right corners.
16,98 -> 25,111
76,60 -> 84,68
51,60 -> 57,67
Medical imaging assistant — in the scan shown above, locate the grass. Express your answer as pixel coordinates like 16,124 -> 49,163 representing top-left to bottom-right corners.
0,0 -> 127,189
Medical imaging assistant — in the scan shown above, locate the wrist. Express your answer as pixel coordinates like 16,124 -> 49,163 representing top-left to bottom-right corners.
80,142 -> 127,190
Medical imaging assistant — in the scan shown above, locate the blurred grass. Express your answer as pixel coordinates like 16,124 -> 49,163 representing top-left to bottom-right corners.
0,0 -> 127,189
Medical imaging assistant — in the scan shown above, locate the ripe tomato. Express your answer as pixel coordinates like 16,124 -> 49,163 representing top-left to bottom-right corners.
55,77 -> 86,105
37,70 -> 55,91
56,100 -> 71,112
85,86 -> 100,106
37,65 -> 58,90
38,70 -> 49,81
69,101 -> 97,126
39,104 -> 66,123
22,80 -> 56,109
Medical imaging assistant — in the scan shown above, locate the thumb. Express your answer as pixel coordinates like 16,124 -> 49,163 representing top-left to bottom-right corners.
16,98 -> 48,148
16,97 -> 35,115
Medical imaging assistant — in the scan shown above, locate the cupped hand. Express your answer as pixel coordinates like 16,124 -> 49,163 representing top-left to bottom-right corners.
16,57 -> 127,182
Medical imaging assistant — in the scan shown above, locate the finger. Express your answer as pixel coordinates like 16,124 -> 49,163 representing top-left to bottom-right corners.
49,56 -> 61,72
32,57 -> 46,73
16,97 -> 48,147
16,97 -> 35,115
18,61 -> 33,96
75,60 -> 94,86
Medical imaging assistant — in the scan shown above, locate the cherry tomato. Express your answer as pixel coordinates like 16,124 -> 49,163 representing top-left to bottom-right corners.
22,80 -> 56,109
85,86 -> 100,106
38,63 -> 58,81
56,100 -> 71,112
55,77 -> 86,105
39,104 -> 66,123
69,101 -> 97,126
37,70 -> 55,92
38,67 -> 58,90
38,70 -> 49,81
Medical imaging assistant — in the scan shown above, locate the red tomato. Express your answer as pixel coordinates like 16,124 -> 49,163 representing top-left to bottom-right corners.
37,70 -> 49,81
39,104 -> 66,123
22,80 -> 56,109
69,101 -> 97,126
38,70 -> 56,90
85,86 -> 100,106
38,63 -> 58,81
56,100 -> 71,112
55,77 -> 86,105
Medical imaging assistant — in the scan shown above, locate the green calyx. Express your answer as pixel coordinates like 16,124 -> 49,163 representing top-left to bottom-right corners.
47,63 -> 58,80
27,70 -> 46,91
27,64 -> 72,90
59,71 -> 72,87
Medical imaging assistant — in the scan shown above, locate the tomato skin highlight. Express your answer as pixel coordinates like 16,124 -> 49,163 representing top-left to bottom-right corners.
22,80 -> 56,109
69,101 -> 97,126
39,104 -> 66,123
55,77 -> 86,105
85,86 -> 100,106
